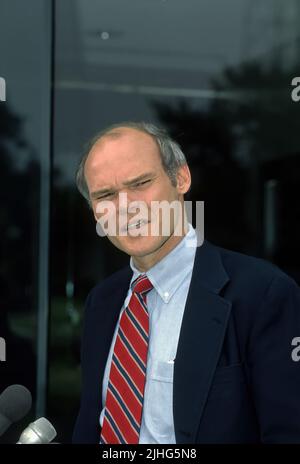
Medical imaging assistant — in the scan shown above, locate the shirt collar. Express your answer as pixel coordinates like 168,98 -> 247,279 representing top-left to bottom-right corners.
129,222 -> 197,303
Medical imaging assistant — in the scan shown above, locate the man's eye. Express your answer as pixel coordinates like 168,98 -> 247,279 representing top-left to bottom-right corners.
135,180 -> 151,187
97,180 -> 151,199
99,193 -> 113,199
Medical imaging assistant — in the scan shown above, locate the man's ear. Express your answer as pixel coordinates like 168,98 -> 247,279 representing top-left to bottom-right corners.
176,164 -> 191,195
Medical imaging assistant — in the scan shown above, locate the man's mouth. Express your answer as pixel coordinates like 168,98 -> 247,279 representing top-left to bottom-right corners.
125,219 -> 150,231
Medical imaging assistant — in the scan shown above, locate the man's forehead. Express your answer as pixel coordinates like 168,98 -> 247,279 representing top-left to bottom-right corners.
84,128 -> 162,190
91,127 -> 156,152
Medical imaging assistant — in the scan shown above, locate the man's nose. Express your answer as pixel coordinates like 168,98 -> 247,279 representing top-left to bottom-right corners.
117,190 -> 139,215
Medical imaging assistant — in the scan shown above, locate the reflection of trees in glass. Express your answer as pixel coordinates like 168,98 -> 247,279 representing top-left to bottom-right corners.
0,103 -> 37,397
151,99 -> 250,251
0,104 -> 39,312
151,60 -> 300,260
211,61 -> 300,161
211,60 -> 300,270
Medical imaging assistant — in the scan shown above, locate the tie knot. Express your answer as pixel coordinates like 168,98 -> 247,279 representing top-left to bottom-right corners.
131,274 -> 153,296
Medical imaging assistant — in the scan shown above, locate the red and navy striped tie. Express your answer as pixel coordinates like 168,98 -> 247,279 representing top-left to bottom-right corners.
100,273 -> 153,444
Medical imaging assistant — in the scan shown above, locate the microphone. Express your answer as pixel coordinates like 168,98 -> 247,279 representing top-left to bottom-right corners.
17,417 -> 57,444
0,385 -> 32,437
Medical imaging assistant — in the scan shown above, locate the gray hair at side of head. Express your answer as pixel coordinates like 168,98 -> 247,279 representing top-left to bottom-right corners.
75,121 -> 188,206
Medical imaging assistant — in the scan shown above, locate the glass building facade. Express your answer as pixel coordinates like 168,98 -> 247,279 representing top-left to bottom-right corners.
0,0 -> 300,443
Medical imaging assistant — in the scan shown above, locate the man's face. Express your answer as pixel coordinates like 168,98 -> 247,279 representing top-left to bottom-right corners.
84,128 -> 191,262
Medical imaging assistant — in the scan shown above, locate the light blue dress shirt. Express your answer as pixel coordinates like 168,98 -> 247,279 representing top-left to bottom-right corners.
100,222 -> 197,444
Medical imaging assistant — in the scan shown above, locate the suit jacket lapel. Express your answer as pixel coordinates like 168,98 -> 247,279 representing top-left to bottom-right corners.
173,240 -> 232,444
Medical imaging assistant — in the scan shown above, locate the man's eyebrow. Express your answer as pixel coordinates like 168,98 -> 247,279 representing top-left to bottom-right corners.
90,172 -> 155,198
122,172 -> 155,186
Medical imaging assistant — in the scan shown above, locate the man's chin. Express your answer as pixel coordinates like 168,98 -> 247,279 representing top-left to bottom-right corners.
112,234 -> 166,257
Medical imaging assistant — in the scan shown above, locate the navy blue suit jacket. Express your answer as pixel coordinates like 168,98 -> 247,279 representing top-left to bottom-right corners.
73,240 -> 300,443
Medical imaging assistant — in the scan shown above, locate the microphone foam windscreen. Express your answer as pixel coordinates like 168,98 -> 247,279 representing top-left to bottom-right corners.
0,385 -> 32,423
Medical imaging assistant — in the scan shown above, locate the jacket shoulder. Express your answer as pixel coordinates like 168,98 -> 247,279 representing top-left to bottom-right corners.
213,242 -> 295,285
